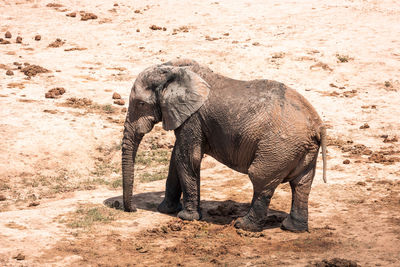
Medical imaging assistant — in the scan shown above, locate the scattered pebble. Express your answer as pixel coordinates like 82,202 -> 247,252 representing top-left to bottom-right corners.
310,61 -> 333,71
6,70 -> 14,76
252,42 -> 260,46
356,181 -> 366,186
112,92 -> 121,99
81,12 -> 98,21
0,38 -> 11,44
13,253 -> 25,261
381,135 -> 398,143
66,12 -> 76,17
359,123 -> 370,129
45,87 -> 66,98
64,47 -> 87,51
114,99 -> 125,105
46,3 -> 63,8
48,38 -> 65,48
121,107 -> 127,113
28,201 -> 40,207
272,52 -> 285,59
136,29 -> 140,32
16,36 -> 22,43
114,3 -> 119,7
134,9 -> 141,14
5,31 -> 12,38
150,25 -> 166,31
35,35 -> 41,41
0,194 -> 6,201
343,159 -> 350,164
205,36 -> 218,41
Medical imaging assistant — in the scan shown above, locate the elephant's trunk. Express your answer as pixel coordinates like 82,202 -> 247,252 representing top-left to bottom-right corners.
122,130 -> 143,212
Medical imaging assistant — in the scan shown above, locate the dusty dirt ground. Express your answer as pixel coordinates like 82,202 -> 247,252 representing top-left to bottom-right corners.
1,0 -> 399,266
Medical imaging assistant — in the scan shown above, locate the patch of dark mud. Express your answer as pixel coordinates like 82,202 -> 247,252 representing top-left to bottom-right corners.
41,217 -> 338,266
21,64 -> 50,77
308,258 -> 360,267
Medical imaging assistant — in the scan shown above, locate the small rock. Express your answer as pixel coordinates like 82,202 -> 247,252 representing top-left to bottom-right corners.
81,12 -> 98,21
114,3 -> 119,6
359,123 -> 370,129
16,36 -> 22,43
45,87 -> 66,98
121,107 -> 127,113
5,31 -> 12,38
6,70 -> 14,76
0,194 -> 6,201
382,135 -> 398,143
343,159 -> 350,164
13,253 -> 25,261
150,25 -> 165,30
35,35 -> 41,41
48,38 -> 65,48
114,99 -> 125,105
66,12 -> 77,17
112,92 -> 121,99
136,29 -> 140,32
28,201 -> 40,207
252,42 -> 260,46
356,181 -> 366,186
0,38 -> 11,44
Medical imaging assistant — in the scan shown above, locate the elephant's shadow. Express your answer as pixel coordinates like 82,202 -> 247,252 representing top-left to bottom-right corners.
104,191 -> 288,230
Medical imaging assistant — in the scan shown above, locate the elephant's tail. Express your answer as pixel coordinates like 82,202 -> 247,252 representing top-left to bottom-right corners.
320,126 -> 327,183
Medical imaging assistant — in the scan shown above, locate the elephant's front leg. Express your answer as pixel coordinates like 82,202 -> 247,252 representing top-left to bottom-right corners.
174,130 -> 204,221
158,147 -> 183,214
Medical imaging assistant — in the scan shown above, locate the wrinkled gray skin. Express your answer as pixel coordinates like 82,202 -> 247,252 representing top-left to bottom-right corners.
122,59 -> 327,232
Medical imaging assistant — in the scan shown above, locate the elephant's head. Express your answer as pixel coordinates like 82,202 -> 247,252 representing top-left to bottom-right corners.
122,64 -> 210,212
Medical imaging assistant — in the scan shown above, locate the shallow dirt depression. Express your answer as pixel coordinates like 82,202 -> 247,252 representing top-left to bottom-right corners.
0,0 -> 399,266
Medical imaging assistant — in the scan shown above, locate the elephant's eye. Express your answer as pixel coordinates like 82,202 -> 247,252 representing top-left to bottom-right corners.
138,101 -> 146,106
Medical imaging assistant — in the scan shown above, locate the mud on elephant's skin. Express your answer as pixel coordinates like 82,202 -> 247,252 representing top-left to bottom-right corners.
121,58 -> 327,232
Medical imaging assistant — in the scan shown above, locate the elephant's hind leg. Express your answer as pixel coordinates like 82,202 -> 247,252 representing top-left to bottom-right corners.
281,160 -> 317,232
234,160 -> 290,232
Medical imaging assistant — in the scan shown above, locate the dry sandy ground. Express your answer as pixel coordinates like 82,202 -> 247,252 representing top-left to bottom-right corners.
1,0 -> 400,266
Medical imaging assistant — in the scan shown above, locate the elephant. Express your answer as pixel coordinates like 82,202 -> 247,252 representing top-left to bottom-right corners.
121,58 -> 327,232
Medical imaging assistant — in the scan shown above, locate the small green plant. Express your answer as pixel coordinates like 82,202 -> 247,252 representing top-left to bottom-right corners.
66,206 -> 116,229
101,104 -> 115,114
336,54 -> 352,63
135,149 -> 170,166
111,178 -> 122,188
138,171 -> 166,182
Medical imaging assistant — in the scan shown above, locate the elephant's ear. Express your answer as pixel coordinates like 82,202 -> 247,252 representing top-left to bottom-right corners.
158,68 -> 210,131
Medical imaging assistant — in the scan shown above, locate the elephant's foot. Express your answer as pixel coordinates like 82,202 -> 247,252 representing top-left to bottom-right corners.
234,215 -> 264,232
281,214 -> 308,232
157,199 -> 182,214
177,209 -> 201,221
